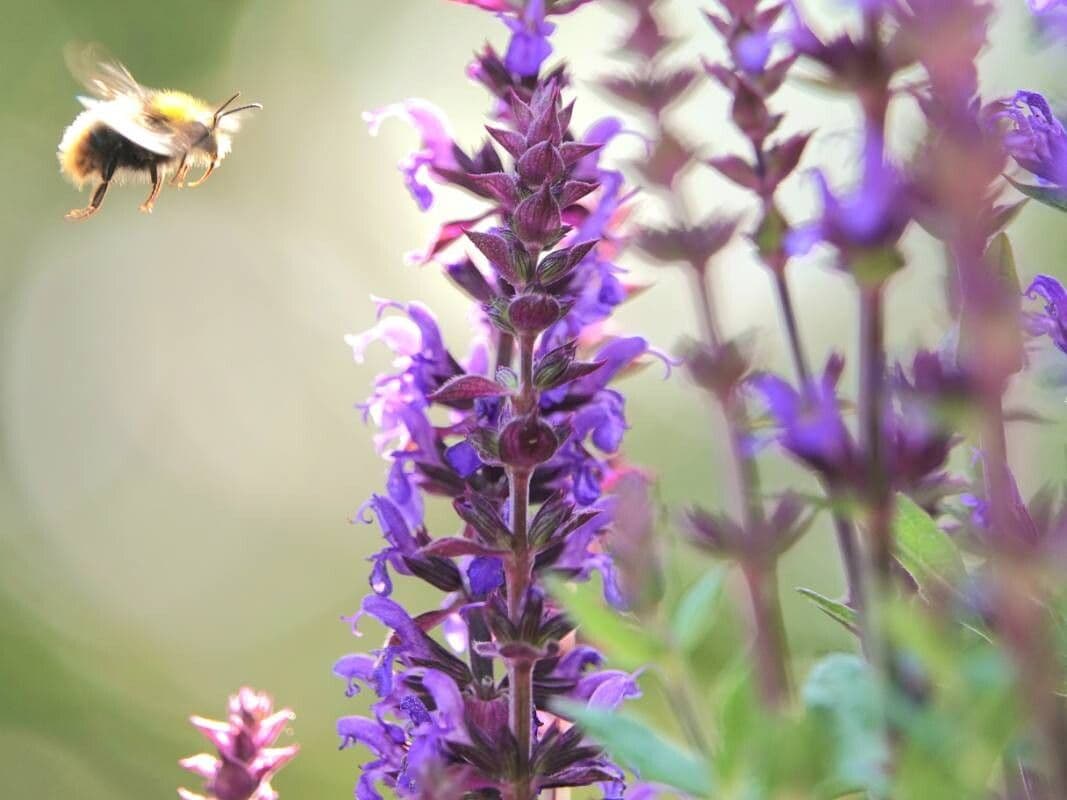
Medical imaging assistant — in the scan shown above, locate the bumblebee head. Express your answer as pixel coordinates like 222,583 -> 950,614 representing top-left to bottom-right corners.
192,92 -> 262,160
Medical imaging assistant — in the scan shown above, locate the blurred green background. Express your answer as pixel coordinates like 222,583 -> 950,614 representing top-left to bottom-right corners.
1,1 -> 1066,797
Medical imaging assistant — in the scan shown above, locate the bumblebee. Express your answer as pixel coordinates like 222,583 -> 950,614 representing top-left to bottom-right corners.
57,47 -> 261,220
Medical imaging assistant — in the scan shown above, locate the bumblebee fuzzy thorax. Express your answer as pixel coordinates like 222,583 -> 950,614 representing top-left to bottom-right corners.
146,91 -> 237,162
57,47 -> 260,220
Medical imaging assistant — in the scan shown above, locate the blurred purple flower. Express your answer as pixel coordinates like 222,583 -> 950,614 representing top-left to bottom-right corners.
503,0 -> 555,76
753,352 -> 957,503
788,133 -> 910,262
751,355 -> 858,486
363,101 -> 459,211
179,687 -> 298,800
993,90 -> 1067,187
1025,274 -> 1067,354
1029,0 -> 1067,34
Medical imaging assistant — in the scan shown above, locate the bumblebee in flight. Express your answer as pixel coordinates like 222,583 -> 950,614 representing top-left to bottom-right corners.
58,47 -> 261,220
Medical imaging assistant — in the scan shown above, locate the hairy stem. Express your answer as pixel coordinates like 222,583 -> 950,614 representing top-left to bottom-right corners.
691,267 -> 791,706
506,331 -> 538,798
858,285 -> 892,590
772,270 -> 811,385
857,282 -> 896,694
832,506 -> 867,624
742,563 -> 791,706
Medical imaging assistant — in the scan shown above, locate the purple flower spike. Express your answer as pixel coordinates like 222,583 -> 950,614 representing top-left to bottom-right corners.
1025,274 -> 1067,354
179,687 -> 298,800
345,8 -> 652,797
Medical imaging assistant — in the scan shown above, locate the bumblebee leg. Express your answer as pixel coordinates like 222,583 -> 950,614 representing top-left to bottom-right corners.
169,154 -> 190,187
140,164 -> 164,213
186,159 -> 218,188
65,156 -> 117,221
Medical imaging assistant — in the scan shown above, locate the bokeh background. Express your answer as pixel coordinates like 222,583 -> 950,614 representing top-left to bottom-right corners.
2,0 -> 1066,797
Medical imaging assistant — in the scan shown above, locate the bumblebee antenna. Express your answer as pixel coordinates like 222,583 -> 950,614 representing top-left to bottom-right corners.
212,92 -> 250,127
217,103 -> 263,119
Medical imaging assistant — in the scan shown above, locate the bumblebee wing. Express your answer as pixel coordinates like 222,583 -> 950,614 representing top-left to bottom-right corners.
64,42 -> 148,100
85,97 -> 181,157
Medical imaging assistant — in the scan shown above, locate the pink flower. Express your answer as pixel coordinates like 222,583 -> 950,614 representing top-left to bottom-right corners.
178,687 -> 298,800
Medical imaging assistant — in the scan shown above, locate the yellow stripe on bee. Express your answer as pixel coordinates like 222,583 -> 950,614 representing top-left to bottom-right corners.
149,91 -> 211,123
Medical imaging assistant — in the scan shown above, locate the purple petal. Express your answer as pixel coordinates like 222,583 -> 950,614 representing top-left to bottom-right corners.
446,440 -> 483,477
467,556 -> 506,597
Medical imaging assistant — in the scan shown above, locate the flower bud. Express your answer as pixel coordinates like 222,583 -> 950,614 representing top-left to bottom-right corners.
526,99 -> 563,147
403,554 -> 464,592
513,183 -> 562,249
536,240 -> 597,286
685,337 -> 750,399
532,340 -> 577,388
485,125 -> 526,159
465,171 -> 522,210
518,141 -> 566,186
454,493 -> 513,547
731,78 -> 778,143
509,293 -> 562,334
484,297 -> 515,334
499,414 -> 559,468
557,180 -> 598,208
467,229 -> 533,287
446,258 -> 496,303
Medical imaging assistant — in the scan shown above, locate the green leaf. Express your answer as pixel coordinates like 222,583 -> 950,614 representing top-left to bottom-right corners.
671,567 -> 726,653
851,246 -> 905,287
755,204 -> 788,261
796,587 -> 859,633
893,494 -> 965,593
546,574 -> 665,670
986,199 -> 1027,237
885,603 -> 1020,799
984,232 -> 1021,295
554,700 -> 714,796
713,663 -> 758,781
1007,176 -> 1067,213
803,654 -> 889,796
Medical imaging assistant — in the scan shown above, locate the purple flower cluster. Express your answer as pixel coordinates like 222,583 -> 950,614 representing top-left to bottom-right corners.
993,90 -> 1067,188
1025,274 -> 1067,355
788,133 -> 911,266
336,4 -> 652,798
1028,0 -> 1067,35
178,687 -> 298,800
752,351 -> 959,510
450,0 -> 594,77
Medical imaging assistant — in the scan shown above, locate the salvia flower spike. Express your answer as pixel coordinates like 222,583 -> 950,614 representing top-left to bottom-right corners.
338,1 -> 657,798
